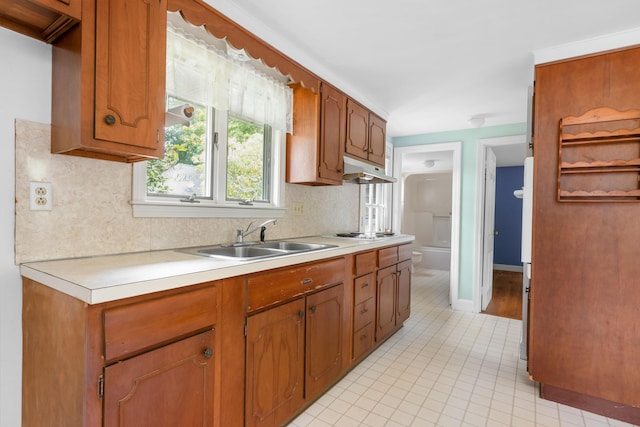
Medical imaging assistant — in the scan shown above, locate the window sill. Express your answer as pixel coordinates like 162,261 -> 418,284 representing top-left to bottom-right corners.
131,200 -> 286,218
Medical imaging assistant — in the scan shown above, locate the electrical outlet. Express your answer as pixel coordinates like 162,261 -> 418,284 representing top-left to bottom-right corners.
30,182 -> 52,211
292,202 -> 304,215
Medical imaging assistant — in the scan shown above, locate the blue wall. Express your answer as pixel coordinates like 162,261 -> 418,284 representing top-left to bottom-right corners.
494,166 -> 524,266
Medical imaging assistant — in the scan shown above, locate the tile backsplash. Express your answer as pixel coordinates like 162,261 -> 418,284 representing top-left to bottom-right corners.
14,120 -> 360,264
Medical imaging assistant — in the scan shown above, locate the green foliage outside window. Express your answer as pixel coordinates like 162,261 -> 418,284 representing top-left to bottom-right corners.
146,101 -> 207,194
226,117 -> 269,202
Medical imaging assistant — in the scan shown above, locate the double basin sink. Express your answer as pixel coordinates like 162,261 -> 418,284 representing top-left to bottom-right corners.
178,241 -> 337,261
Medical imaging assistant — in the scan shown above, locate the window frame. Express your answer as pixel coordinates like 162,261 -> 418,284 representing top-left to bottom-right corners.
359,142 -> 394,232
132,107 -> 286,218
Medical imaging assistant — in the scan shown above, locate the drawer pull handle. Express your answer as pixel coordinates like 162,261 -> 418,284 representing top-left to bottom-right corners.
361,282 -> 369,288
310,305 -> 317,313
301,278 -> 313,286
361,308 -> 368,314
203,348 -> 213,359
360,334 -> 368,340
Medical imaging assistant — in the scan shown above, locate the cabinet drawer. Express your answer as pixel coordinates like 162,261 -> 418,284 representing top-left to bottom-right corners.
247,258 -> 345,313
353,323 -> 374,360
103,286 -> 217,363
398,243 -> 413,262
378,246 -> 399,268
353,298 -> 374,331
354,251 -> 376,276
354,273 -> 375,305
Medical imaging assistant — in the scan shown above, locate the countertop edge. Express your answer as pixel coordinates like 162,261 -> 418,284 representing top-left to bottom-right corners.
20,235 -> 415,304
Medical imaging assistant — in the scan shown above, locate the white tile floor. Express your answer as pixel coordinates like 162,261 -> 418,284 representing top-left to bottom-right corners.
290,269 -> 637,427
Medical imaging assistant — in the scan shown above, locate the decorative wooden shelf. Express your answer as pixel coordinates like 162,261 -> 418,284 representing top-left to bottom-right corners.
558,107 -> 640,202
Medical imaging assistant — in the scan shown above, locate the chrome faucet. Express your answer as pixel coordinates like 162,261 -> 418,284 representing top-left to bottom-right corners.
236,219 -> 277,243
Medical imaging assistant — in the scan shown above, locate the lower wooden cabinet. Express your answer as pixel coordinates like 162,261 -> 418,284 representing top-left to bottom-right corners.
103,330 -> 216,427
245,284 -> 345,427
375,247 -> 413,343
305,284 -> 344,399
396,260 -> 412,325
245,299 -> 306,427
22,279 -> 227,427
22,244 -> 412,427
376,265 -> 397,341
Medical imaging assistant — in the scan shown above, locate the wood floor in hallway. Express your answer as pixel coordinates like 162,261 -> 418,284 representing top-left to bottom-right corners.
483,269 -> 523,320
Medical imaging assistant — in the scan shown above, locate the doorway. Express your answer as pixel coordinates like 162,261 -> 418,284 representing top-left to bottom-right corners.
393,142 -> 462,309
474,135 -> 527,313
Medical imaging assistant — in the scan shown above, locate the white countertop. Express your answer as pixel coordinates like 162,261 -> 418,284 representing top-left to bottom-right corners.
20,235 -> 414,304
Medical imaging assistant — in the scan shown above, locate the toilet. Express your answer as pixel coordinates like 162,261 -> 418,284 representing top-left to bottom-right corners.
411,251 -> 423,273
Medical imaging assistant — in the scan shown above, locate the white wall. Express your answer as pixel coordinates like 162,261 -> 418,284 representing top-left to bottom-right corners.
401,172 -> 452,246
0,27 -> 52,426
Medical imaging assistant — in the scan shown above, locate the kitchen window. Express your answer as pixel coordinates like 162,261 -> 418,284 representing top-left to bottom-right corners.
132,13 -> 291,218
360,143 -> 394,233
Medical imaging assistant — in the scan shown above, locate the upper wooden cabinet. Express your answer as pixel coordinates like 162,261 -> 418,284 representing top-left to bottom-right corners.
345,98 -> 387,167
51,0 -> 167,162
286,81 -> 346,185
0,0 -> 80,43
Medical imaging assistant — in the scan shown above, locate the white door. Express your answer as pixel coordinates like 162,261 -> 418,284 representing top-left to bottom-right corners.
481,147 -> 497,311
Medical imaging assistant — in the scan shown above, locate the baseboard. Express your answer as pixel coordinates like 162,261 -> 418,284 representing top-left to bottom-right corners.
493,264 -> 523,272
541,384 -> 640,425
452,298 -> 474,313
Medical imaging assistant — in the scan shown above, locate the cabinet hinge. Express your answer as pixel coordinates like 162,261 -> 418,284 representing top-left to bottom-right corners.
97,375 -> 104,399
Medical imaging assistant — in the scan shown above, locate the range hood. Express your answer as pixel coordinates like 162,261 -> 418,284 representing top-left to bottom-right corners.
343,156 -> 396,184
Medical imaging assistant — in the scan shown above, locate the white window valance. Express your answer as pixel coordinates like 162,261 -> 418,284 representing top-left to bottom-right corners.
166,23 -> 293,132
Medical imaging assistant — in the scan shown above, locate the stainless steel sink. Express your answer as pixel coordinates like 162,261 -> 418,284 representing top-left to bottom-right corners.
259,241 -> 331,251
177,241 -> 337,261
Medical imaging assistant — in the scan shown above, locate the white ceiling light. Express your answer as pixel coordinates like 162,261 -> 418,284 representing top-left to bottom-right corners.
468,115 -> 486,128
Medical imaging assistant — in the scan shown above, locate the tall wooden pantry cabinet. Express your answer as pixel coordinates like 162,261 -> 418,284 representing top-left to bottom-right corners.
529,45 -> 640,425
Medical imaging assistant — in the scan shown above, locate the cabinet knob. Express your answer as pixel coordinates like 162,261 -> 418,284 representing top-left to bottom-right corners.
298,310 -> 305,318
310,305 -> 317,314
203,348 -> 213,359
104,114 -> 116,125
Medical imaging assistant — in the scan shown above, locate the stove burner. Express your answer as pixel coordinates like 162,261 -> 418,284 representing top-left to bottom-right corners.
336,232 -> 394,239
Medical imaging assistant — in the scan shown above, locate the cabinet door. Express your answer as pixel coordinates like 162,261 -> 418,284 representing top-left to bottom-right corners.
376,265 -> 396,342
305,284 -> 344,399
94,0 -> 167,152
246,299 -> 305,427
396,260 -> 412,325
318,83 -> 346,183
368,113 -> 387,166
345,99 -> 370,161
103,330 -> 215,427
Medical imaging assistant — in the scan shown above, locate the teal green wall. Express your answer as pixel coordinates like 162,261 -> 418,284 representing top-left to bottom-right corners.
392,123 -> 526,301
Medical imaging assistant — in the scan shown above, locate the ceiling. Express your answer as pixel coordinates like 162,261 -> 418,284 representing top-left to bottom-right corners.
206,0 -> 640,138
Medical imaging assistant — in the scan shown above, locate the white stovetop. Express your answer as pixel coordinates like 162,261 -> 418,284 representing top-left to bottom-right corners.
20,235 -> 414,304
